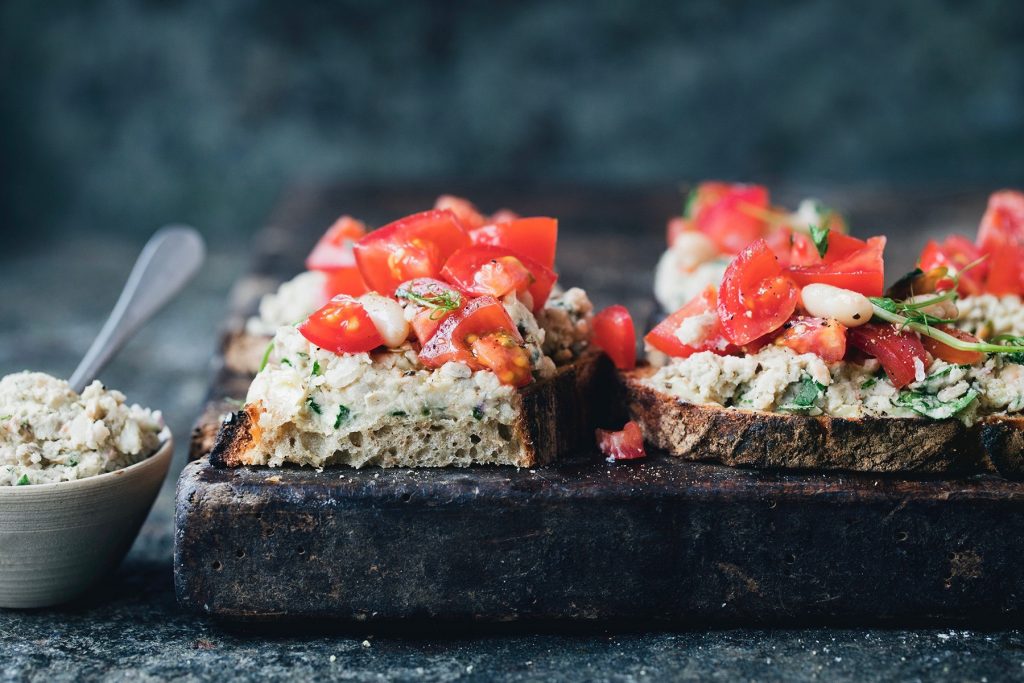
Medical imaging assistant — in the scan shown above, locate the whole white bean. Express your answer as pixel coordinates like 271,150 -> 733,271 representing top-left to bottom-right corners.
800,283 -> 874,327
358,293 -> 411,347
670,230 -> 720,270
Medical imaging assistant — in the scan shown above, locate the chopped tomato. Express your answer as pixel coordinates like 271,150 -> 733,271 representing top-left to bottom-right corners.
786,236 -> 886,297
469,217 -> 558,270
920,325 -> 985,365
645,286 -> 739,358
591,305 -> 636,370
305,216 -> 367,271
666,217 -> 692,247
418,295 -> 530,387
435,195 -> 487,230
395,278 -> 466,345
773,316 -> 847,362
977,190 -> 1024,251
298,295 -> 383,354
847,323 -> 929,389
489,208 -> 520,224
354,209 -> 471,294
442,245 -> 557,313
323,268 -> 368,297
693,183 -> 771,254
718,240 -> 799,345
596,421 -> 646,461
469,331 -> 533,387
985,241 -> 1023,296
918,235 -> 986,296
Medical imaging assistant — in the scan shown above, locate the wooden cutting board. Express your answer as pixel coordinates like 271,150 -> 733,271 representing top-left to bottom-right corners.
175,183 -> 1024,624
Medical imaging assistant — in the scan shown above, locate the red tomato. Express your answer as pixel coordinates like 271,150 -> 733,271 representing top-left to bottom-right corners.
985,241 -> 1023,296
785,236 -> 886,297
694,183 -> 771,254
435,195 -> 487,230
323,268 -> 368,298
354,209 -> 471,295
468,217 -> 558,270
305,216 -> 367,271
666,216 -> 692,247
773,316 -> 847,362
489,208 -> 520,224
645,286 -> 739,358
442,245 -> 557,313
298,295 -> 383,354
469,331 -> 533,387
718,240 -> 799,345
918,235 -> 986,296
977,190 -> 1024,251
847,323 -> 929,388
395,278 -> 466,345
596,421 -> 646,461
418,296 -> 529,386
920,325 -> 985,365
591,305 -> 637,370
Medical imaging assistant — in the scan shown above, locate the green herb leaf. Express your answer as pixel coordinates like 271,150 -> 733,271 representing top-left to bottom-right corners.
306,397 -> 322,415
894,388 -> 978,420
390,410 -> 407,417
68,457 -> 79,467
994,335 -> 1024,364
258,341 -> 275,372
472,406 -> 485,420
334,405 -> 350,429
311,360 -> 322,376
16,474 -> 29,486
395,286 -> 462,320
860,378 -> 877,390
0,415 -> 11,421
779,376 -> 826,413
683,187 -> 700,219
281,358 -> 292,367
810,224 -> 830,258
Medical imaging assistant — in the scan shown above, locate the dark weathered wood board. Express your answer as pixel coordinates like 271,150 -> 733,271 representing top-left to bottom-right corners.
177,183 -> 1024,623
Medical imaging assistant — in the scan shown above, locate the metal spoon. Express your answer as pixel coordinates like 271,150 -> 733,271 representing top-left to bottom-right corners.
68,226 -> 206,393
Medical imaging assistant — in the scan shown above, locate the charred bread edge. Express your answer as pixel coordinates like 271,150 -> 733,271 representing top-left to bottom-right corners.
622,365 -> 1023,478
209,351 -> 610,469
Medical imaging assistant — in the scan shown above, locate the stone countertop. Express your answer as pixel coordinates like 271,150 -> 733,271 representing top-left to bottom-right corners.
2,193 -> 1024,681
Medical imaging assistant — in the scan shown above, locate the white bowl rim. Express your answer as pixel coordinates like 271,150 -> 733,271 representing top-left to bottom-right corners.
0,430 -> 174,496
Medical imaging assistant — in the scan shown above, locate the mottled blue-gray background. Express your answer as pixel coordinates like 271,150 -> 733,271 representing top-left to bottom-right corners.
3,0 -> 1023,246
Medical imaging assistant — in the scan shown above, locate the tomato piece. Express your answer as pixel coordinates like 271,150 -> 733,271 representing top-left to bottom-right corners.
591,305 -> 637,370
920,325 -> 985,365
489,208 -> 520,224
395,278 -> 466,345
718,240 -> 799,345
693,183 -> 771,254
786,236 -> 886,297
985,241 -> 1023,296
469,331 -> 533,387
435,195 -> 487,230
442,245 -> 557,313
977,190 -> 1024,251
918,235 -> 986,296
354,209 -> 471,294
298,295 -> 384,354
666,217 -> 692,247
305,215 -> 367,271
596,421 -> 646,461
773,316 -> 847,362
323,267 -> 368,298
468,217 -> 558,270
418,296 -> 530,387
847,323 -> 929,389
645,285 -> 739,358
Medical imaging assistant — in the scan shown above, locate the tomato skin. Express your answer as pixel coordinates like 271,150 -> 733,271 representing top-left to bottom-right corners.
354,209 -> 471,295
985,241 -> 1023,296
395,278 -> 466,345
785,236 -> 886,297
646,285 -> 739,358
596,421 -> 646,461
920,325 -> 985,365
298,295 -> 384,354
592,305 -> 637,370
977,190 -> 1024,251
469,332 -> 533,387
693,183 -> 770,254
442,245 -> 557,313
434,195 -> 487,230
718,239 -> 799,345
468,217 -> 558,270
306,216 -> 367,271
918,235 -> 986,296
773,316 -> 847,362
847,323 -> 929,389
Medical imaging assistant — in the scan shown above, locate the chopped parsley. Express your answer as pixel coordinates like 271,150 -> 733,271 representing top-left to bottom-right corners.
809,224 -> 830,258
472,406 -> 485,420
334,405 -> 350,428
281,358 -> 292,367
894,388 -> 979,420
995,336 -> 1024,364
306,397 -> 322,415
311,360 -> 322,376
68,457 -> 79,467
390,410 -> 407,417
16,474 -> 29,486
0,415 -> 11,421
778,376 -> 826,413
860,377 -> 877,390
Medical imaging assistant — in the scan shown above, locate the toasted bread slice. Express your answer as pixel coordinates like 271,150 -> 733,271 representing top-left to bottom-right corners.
622,365 -> 1023,477
211,352 -> 608,469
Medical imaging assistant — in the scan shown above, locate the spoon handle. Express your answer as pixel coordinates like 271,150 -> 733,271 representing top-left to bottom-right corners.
69,226 -> 206,393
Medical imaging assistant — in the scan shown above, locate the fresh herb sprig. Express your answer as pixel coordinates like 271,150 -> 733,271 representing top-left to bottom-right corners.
809,224 -> 830,258
869,301 -> 1024,357
395,287 -> 462,320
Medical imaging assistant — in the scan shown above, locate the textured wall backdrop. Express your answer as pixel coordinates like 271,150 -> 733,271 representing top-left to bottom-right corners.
3,0 -> 1023,244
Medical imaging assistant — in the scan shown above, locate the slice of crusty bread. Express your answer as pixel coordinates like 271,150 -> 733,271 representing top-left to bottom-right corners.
210,352 -> 608,469
622,365 -> 1024,478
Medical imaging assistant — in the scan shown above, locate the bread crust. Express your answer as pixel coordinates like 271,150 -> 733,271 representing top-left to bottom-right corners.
622,365 -> 1024,477
210,352 -> 608,469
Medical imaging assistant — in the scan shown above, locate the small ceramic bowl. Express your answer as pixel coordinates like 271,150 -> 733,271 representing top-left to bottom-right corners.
0,433 -> 173,609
